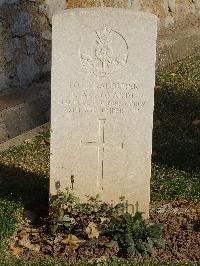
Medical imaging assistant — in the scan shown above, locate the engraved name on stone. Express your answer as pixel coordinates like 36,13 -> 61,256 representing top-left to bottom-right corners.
57,81 -> 146,114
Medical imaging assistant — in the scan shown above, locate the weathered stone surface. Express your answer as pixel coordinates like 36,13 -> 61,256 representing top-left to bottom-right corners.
0,71 -> 9,92
0,22 -> 3,35
0,0 -> 18,5
43,0 -> 66,21
16,56 -> 40,86
41,30 -> 52,40
0,81 -> 50,141
11,11 -> 32,37
51,8 -> 157,217
27,95 -> 50,124
4,38 -> 21,62
0,90 -> 24,112
1,104 -> 35,138
156,24 -> 200,69
168,0 -> 176,13
67,0 -> 129,8
193,0 -> 200,10
0,122 -> 50,149
26,36 -> 37,55
129,0 -> 141,10
165,14 -> 174,27
0,122 -> 8,143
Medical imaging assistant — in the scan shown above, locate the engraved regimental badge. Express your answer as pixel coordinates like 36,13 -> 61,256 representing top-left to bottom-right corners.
80,25 -> 129,78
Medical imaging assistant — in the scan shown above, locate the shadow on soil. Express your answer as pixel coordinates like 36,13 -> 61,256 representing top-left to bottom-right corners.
0,163 -> 49,217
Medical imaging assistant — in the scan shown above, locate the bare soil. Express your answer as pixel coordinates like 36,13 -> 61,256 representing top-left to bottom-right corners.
9,201 -> 200,262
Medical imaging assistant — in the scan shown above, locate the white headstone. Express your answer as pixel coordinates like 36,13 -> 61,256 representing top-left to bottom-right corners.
51,8 -> 157,218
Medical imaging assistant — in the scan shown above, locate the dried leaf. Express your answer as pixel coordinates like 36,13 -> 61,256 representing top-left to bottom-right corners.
30,244 -> 40,253
24,139 -> 32,144
159,185 -> 164,191
18,232 -> 40,252
10,245 -> 23,256
41,139 -> 50,145
62,234 -> 82,250
86,222 -> 100,239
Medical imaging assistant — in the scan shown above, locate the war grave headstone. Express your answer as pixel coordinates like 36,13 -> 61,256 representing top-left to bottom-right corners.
51,8 -> 157,218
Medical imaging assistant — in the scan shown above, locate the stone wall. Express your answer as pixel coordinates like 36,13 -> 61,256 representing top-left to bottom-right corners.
1,0 -> 200,93
68,0 -> 200,28
1,0 -> 50,93
0,0 -> 200,143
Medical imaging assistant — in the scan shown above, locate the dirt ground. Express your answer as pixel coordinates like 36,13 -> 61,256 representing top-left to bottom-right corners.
150,201 -> 200,261
9,201 -> 200,262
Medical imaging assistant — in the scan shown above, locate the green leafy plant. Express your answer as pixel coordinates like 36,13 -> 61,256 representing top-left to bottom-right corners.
102,212 -> 165,257
49,189 -> 165,257
50,189 -> 124,237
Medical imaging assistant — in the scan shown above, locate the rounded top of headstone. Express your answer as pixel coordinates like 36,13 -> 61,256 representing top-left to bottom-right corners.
53,7 -> 158,22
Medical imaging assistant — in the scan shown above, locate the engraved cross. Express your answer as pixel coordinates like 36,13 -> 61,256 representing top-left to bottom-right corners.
81,119 -> 124,190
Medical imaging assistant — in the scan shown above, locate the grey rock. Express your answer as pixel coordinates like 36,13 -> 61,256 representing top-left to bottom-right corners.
11,11 -> 32,37
168,0 -> 176,12
191,3 -> 196,14
39,16 -> 47,26
0,22 -> 3,35
1,104 -> 35,138
38,4 -> 49,15
162,0 -> 170,15
4,38 -> 21,62
44,0 -> 66,22
41,30 -> 52,40
0,0 -> 19,5
39,1 -> 66,23
7,67 -> 18,87
162,0 -> 176,14
16,56 -> 40,86
0,123 -> 8,144
28,96 -> 50,124
193,0 -> 200,10
129,0 -> 141,10
0,71 -> 9,91
42,62 -> 51,73
26,36 -> 37,55
165,14 -> 174,27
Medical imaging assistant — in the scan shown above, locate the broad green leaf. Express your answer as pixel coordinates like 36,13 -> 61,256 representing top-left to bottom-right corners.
123,212 -> 132,224
63,221 -> 71,227
146,238 -> 154,254
105,240 -> 119,248
132,212 -> 143,223
153,238 -> 165,249
148,224 -> 163,238
136,242 -> 146,252
141,248 -> 149,258
127,244 -> 136,255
